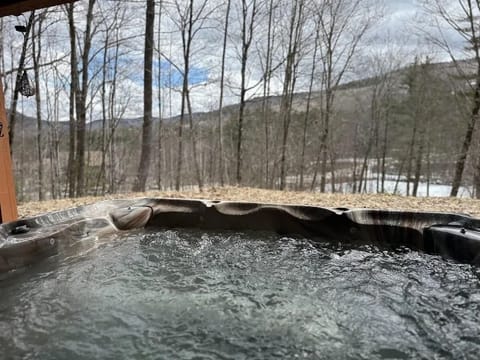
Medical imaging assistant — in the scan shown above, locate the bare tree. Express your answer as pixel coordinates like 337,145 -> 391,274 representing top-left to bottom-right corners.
279,0 -> 306,190
217,0 -> 231,186
169,0 -> 214,191
94,2 -> 128,195
311,0 -> 375,192
259,0 -> 278,187
354,47 -> 402,194
66,3 -> 77,197
235,0 -> 260,185
156,0 -> 164,190
423,0 -> 480,197
32,11 -> 47,200
66,0 -> 97,197
299,15 -> 321,190
133,0 -> 156,192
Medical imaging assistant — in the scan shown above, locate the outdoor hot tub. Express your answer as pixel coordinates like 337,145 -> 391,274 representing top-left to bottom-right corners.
1,198 -> 480,359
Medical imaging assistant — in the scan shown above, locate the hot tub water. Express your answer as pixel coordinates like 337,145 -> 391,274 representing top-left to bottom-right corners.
1,228 -> 480,359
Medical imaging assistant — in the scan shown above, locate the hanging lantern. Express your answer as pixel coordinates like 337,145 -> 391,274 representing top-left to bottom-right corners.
18,70 -> 35,97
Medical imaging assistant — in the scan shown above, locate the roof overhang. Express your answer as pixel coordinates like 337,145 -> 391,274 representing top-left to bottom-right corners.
0,0 -> 77,17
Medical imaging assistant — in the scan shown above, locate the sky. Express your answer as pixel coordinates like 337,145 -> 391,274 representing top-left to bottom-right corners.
386,0 -> 417,14
383,0 -> 418,40
381,0 -> 465,60
3,0 -> 470,121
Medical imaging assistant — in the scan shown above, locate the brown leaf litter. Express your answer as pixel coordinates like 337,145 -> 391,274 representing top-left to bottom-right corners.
17,186 -> 480,219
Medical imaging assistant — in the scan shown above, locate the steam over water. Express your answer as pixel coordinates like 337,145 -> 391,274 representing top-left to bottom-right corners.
1,229 -> 480,359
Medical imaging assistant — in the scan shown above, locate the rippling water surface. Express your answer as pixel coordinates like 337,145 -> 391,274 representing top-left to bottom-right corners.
1,229 -> 480,359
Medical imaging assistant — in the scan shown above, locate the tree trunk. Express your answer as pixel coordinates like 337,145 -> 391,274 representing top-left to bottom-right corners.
412,124 -> 426,197
186,90 -> 203,191
72,0 -> 96,197
299,22 -> 319,190
32,13 -> 45,200
475,155 -> 480,198
236,0 -> 257,185
405,124 -> 417,197
133,0 -> 155,192
450,79 -> 480,196
218,0 -> 231,187
97,30 -> 109,196
320,89 -> 332,192
381,109 -> 390,193
262,0 -> 276,188
279,0 -> 304,191
66,3 -> 77,198
156,1 -> 164,190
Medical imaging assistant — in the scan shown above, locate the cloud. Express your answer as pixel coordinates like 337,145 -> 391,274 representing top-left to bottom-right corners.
2,0 -> 471,122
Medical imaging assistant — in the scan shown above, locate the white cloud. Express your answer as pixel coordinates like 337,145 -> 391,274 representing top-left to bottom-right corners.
1,0 -> 471,121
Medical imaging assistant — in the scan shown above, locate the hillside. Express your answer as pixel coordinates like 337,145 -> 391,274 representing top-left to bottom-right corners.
9,58 -> 475,134
8,57 -> 479,201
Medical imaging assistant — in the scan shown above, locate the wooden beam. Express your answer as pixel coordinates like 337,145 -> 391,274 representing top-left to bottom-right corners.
0,78 -> 18,223
0,0 -> 77,17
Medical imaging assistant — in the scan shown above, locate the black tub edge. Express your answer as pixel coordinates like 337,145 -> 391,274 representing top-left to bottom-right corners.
1,198 -> 480,273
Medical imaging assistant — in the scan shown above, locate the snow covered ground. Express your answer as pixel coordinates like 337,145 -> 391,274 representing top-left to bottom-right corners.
327,178 -> 473,198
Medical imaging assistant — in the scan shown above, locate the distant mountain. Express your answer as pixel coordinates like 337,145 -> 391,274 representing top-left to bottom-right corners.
8,58 -> 474,135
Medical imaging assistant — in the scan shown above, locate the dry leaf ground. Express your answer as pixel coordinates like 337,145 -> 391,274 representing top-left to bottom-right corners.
17,186 -> 480,219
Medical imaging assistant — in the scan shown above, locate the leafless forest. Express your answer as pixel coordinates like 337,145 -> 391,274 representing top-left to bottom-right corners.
2,0 -> 480,201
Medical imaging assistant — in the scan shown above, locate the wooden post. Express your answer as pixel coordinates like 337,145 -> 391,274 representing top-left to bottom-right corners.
0,78 -> 18,223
